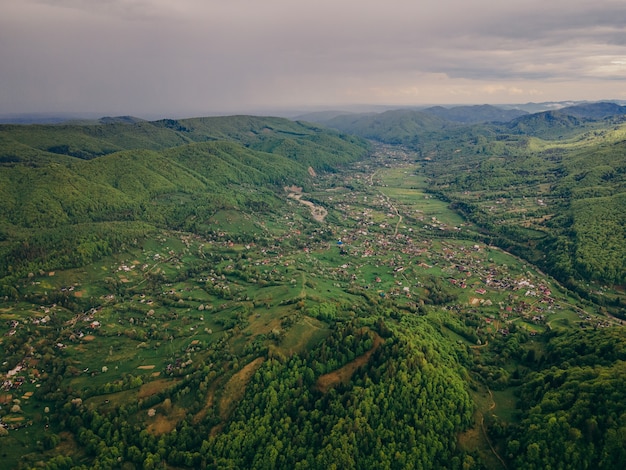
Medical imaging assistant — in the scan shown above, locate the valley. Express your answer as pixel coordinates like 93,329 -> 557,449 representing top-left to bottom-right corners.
1,109 -> 625,469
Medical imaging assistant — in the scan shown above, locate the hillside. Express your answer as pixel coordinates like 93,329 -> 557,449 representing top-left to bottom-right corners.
558,101 -> 626,119
317,109 -> 451,145
0,117 -> 369,291
0,115 -> 365,165
422,104 -> 527,123
504,110 -> 586,138
419,116 -> 626,306
1,112 -> 626,470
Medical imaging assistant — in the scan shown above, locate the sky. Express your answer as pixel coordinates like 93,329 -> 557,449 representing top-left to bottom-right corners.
1,0 -> 626,118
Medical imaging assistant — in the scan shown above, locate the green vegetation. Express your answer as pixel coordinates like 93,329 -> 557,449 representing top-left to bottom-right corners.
502,328 -> 626,469
423,125 -> 626,300
321,105 -> 626,307
0,117 -> 369,294
1,110 -> 625,469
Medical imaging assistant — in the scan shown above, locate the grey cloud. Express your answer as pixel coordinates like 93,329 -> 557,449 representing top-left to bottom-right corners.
2,0 -> 626,115
25,0 -> 179,21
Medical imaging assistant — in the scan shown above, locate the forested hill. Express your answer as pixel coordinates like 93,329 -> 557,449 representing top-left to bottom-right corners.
0,115 -> 366,167
421,104 -> 528,124
311,109 -> 451,145
0,116 -> 369,291
417,112 -> 626,307
305,105 -> 528,145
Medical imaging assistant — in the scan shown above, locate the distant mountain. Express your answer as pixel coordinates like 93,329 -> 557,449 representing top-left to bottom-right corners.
504,110 -> 584,138
557,102 -> 626,120
301,101 -> 626,145
293,110 -> 358,122
499,101 -> 588,114
320,109 -> 449,144
0,113 -> 101,125
98,115 -> 146,125
301,105 -> 527,129
422,104 -> 527,123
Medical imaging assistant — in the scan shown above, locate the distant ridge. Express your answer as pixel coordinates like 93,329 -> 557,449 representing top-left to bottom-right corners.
98,115 -> 146,125
0,113 -> 101,125
505,110 -> 583,138
422,104 -> 527,123
293,110 -> 359,122
557,102 -> 626,119
0,113 -> 147,125
297,104 -> 527,127
315,109 -> 449,144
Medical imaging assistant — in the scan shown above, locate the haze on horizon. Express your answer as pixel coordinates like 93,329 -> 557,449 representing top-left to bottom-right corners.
2,0 -> 626,119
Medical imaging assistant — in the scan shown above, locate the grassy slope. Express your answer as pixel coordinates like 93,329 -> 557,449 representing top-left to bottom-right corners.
0,117 -> 369,284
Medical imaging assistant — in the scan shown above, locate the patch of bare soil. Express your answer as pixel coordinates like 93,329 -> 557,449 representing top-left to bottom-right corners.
284,185 -> 303,194
287,191 -> 328,222
146,406 -> 186,436
316,333 -> 383,393
55,431 -> 82,457
138,378 -> 179,399
193,389 -> 216,425
284,186 -> 328,222
218,357 -> 265,421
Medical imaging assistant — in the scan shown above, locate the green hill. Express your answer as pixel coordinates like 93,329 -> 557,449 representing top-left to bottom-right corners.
0,117 -> 369,287
504,110 -> 586,138
422,104 -> 528,123
420,117 -> 626,301
558,101 -> 626,119
320,109 -> 451,145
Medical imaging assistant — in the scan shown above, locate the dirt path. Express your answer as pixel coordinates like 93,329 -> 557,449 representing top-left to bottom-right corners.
299,271 -> 307,299
384,193 -> 403,237
480,387 -> 508,469
288,193 -> 328,222
302,316 -> 322,330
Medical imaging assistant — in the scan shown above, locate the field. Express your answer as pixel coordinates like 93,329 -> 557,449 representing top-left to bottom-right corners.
0,142 -> 621,469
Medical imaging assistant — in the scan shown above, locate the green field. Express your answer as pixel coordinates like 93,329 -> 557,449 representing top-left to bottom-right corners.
1,117 -> 626,469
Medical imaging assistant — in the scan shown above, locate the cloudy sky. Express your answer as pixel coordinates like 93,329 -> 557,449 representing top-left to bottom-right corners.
2,0 -> 626,117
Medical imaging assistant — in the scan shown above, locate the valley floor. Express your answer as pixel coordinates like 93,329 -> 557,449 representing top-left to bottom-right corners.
0,144 -> 621,469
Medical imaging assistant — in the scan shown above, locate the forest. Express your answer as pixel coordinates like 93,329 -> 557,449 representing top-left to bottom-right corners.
1,105 -> 625,469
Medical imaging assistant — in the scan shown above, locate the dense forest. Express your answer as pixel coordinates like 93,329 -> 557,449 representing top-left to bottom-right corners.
1,106 -> 626,469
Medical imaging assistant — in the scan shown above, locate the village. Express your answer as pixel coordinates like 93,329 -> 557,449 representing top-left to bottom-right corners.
0,143 -> 619,442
